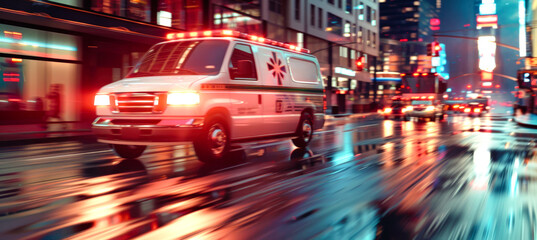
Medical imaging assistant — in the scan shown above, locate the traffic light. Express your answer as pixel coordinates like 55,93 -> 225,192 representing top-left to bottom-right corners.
355,56 -> 364,71
432,42 -> 441,56
466,84 -> 472,89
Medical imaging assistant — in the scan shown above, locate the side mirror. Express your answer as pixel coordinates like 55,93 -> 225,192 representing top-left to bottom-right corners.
233,60 -> 253,78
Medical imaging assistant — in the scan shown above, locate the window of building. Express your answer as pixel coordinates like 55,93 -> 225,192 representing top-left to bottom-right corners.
310,4 -> 315,26
269,0 -> 282,14
372,32 -> 376,48
338,0 -> 343,9
358,27 -> 363,43
358,2 -> 364,20
229,44 -> 257,80
295,0 -> 301,20
366,30 -> 371,46
344,21 -> 351,37
328,0 -> 334,4
366,6 -> 372,23
345,0 -> 352,14
91,0 -> 151,22
372,9 -> 376,26
340,46 -> 348,58
318,8 -> 323,29
213,6 -> 263,36
288,58 -> 320,83
350,49 -> 356,59
327,12 -> 342,35
297,32 -> 304,48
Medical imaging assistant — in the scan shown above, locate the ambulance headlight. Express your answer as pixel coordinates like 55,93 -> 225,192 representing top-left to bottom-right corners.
167,92 -> 200,105
425,106 -> 435,111
94,94 -> 110,106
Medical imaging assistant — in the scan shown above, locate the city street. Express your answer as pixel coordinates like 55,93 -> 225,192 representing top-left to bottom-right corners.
1,112 -> 536,239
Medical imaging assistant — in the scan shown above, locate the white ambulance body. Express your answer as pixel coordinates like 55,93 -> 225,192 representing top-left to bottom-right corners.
93,30 -> 325,163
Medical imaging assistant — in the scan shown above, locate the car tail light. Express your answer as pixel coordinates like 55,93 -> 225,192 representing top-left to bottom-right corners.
464,108 -> 471,113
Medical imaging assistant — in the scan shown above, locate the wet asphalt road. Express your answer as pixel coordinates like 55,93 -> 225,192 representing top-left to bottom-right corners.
1,112 -> 537,239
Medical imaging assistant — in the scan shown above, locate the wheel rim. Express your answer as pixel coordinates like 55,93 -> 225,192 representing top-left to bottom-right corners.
302,120 -> 313,142
208,123 -> 227,155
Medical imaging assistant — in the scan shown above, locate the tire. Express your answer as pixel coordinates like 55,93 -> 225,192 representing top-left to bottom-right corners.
384,116 -> 389,120
430,116 -> 436,121
403,116 -> 409,121
194,115 -> 230,163
292,112 -> 314,148
439,113 -> 444,121
112,144 -> 146,159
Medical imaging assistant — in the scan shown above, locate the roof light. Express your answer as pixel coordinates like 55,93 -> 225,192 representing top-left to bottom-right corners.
413,73 -> 420,77
166,30 -> 311,54
428,96 -> 434,99
422,73 -> 428,76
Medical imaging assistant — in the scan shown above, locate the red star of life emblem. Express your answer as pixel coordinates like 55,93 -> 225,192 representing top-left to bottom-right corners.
267,52 -> 286,85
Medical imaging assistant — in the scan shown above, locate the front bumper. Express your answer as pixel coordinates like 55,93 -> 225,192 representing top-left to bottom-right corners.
405,111 -> 436,118
92,117 -> 203,145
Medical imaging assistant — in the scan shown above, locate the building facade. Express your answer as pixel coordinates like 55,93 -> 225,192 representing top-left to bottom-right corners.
377,0 -> 442,102
0,0 -> 379,125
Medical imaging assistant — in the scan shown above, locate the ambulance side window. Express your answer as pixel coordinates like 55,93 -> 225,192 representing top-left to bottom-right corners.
229,44 -> 257,80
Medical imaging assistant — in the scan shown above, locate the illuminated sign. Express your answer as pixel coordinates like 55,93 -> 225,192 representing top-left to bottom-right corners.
476,15 -> 498,29
479,3 -> 496,15
157,11 -> 172,27
478,36 -> 496,72
335,67 -> 356,77
519,0 -> 526,57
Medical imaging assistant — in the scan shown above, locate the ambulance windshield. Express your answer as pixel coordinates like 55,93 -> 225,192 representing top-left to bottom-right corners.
127,40 -> 229,78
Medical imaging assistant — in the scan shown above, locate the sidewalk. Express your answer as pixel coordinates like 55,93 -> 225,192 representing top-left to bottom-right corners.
0,121 -> 95,146
513,112 -> 537,128
0,112 -> 381,146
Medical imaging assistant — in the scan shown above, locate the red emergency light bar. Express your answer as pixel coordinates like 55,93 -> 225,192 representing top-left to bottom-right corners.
166,30 -> 311,54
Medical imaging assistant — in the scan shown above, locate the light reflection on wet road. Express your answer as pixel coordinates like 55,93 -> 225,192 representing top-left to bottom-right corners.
1,113 -> 537,239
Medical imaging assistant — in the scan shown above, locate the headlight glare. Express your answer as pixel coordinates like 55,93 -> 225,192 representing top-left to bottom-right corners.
426,106 -> 435,111
94,94 -> 110,106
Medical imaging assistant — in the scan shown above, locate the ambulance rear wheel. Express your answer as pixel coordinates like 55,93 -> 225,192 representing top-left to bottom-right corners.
194,115 -> 230,163
292,112 -> 314,148
112,144 -> 146,159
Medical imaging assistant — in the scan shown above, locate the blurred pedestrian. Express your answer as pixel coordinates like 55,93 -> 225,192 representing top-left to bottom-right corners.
46,84 -> 62,121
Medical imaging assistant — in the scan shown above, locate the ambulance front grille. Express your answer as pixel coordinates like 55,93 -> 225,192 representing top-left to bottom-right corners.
112,93 -> 165,113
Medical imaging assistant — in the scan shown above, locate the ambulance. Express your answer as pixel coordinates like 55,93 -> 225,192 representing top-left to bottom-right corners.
92,30 -> 325,163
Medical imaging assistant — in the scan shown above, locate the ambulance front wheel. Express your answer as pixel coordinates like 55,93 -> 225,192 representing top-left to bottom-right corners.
112,144 -> 146,159
194,115 -> 230,163
292,112 -> 314,148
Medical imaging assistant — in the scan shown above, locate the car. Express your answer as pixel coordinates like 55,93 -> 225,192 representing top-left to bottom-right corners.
463,102 -> 484,117
403,99 -> 445,121
93,30 -> 325,163
380,101 -> 407,119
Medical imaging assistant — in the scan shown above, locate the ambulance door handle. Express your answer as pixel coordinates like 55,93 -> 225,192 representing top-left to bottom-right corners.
258,95 -> 262,104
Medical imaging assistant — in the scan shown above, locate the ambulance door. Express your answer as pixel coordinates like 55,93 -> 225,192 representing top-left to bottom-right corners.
227,43 -> 263,140
256,48 -> 298,135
